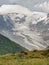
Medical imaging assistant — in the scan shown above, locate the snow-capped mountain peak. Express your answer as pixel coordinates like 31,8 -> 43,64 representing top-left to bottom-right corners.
0,5 -> 49,50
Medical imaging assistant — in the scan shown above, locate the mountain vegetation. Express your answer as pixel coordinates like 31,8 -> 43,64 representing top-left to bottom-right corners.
0,34 -> 25,55
0,49 -> 49,65
0,34 -> 49,65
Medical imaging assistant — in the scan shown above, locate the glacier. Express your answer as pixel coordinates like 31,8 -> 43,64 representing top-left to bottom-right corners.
0,5 -> 49,50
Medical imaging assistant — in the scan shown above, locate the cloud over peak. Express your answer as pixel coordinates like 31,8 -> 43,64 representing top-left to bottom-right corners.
0,5 -> 32,16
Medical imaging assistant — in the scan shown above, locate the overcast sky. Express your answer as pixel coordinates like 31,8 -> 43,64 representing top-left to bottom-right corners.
0,0 -> 48,5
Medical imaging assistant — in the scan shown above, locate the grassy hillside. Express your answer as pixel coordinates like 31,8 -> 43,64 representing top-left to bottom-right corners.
0,34 -> 25,55
0,50 -> 49,65
0,34 -> 49,65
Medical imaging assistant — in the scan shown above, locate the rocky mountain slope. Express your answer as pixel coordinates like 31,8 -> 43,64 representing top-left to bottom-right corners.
0,5 -> 49,50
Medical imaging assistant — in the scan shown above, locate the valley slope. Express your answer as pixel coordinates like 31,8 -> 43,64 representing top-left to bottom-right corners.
0,34 -> 25,55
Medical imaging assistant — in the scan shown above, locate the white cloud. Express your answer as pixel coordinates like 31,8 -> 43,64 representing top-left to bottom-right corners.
0,5 -> 32,16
